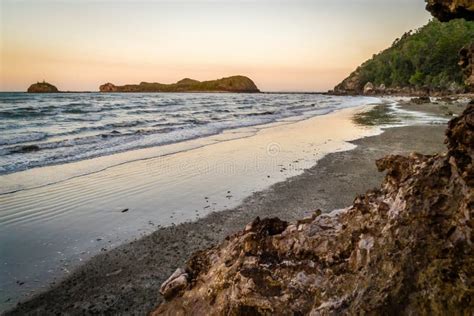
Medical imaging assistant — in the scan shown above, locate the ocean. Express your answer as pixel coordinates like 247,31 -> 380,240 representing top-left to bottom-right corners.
0,92 -> 377,175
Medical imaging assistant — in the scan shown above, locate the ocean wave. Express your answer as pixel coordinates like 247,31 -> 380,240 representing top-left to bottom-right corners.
0,132 -> 48,146
0,93 -> 379,174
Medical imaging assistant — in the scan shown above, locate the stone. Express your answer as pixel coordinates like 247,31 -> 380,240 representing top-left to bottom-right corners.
363,82 -> 375,94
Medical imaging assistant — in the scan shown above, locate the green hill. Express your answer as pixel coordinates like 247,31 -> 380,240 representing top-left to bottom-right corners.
99,76 -> 260,93
334,19 -> 474,94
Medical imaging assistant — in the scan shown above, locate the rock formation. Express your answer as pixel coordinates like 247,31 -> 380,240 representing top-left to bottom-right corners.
99,76 -> 260,93
425,0 -> 474,92
425,0 -> 474,21
153,105 -> 473,315
99,82 -> 118,92
27,81 -> 59,93
363,82 -> 375,95
460,43 -> 474,91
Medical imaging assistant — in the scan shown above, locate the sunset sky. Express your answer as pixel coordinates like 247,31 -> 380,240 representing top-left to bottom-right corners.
1,0 -> 431,92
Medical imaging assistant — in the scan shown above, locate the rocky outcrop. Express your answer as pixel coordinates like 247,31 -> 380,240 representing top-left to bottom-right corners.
333,69 -> 364,95
27,81 -> 59,93
425,0 -> 474,21
460,43 -> 474,91
363,82 -> 375,95
425,0 -> 473,92
99,82 -> 118,92
153,105 -> 474,315
99,76 -> 260,93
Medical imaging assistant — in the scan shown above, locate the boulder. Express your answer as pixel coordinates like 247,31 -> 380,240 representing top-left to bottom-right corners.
377,83 -> 386,93
363,82 -> 375,94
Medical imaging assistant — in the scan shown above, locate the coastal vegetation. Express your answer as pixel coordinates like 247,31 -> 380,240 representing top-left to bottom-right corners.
99,76 -> 260,93
335,19 -> 474,94
352,105 -> 400,126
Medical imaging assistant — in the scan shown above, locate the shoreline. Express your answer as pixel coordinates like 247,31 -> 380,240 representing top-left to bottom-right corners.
0,95 -> 380,193
4,101 -> 455,315
0,104 -> 381,313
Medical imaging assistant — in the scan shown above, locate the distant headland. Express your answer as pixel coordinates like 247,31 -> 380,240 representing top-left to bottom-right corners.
99,75 -> 260,93
27,81 -> 59,93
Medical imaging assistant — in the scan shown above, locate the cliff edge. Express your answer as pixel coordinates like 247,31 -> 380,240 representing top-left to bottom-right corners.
99,76 -> 260,93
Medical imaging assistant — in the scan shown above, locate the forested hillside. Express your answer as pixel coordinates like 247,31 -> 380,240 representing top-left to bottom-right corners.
334,19 -> 474,94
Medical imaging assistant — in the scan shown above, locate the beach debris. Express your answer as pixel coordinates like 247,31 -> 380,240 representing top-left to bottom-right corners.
121,208 -> 129,213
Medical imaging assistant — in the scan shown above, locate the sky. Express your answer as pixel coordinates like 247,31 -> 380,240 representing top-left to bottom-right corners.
0,0 -> 431,92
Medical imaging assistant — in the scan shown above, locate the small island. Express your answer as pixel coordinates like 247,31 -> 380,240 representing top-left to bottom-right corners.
99,75 -> 260,93
27,81 -> 59,93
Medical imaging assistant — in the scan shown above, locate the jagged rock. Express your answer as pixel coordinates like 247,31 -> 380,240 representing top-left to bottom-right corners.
425,0 -> 473,90
460,43 -> 474,91
425,0 -> 474,21
153,105 -> 474,315
27,81 -> 59,93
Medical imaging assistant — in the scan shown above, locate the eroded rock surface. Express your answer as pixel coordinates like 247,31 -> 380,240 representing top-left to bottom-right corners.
425,0 -> 474,21
460,43 -> 474,91
153,106 -> 474,315
427,1 -> 474,92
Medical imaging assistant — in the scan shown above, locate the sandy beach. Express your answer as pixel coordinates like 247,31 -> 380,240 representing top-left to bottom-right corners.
3,99 -> 464,315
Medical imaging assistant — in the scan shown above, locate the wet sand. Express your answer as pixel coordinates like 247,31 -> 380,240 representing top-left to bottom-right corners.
4,101 -> 453,315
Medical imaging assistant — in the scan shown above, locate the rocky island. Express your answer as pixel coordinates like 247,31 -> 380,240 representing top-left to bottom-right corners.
26,81 -> 59,93
99,76 -> 260,93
